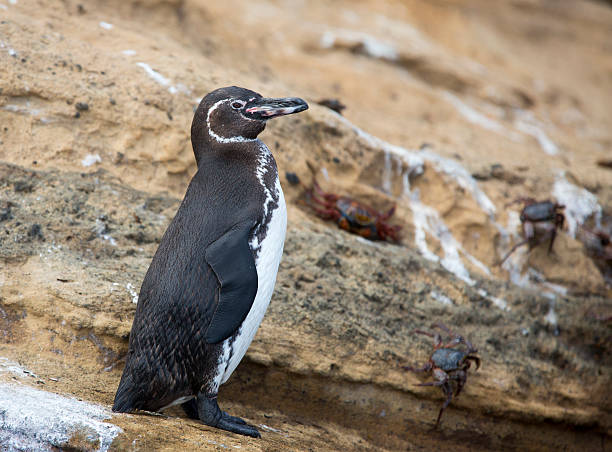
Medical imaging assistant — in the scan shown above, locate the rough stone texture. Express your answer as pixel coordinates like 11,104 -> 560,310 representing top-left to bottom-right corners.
0,0 -> 611,451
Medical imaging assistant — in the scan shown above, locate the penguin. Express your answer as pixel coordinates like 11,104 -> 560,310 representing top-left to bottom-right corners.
112,86 -> 308,438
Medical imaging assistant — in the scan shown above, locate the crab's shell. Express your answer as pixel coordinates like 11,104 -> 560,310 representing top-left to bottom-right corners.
431,348 -> 467,371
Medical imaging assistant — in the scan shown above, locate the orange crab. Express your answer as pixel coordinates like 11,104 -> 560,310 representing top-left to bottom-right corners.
304,177 -> 401,242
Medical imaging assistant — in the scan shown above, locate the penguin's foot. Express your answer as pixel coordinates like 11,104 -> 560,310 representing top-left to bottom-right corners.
197,392 -> 260,438
183,399 -> 246,425
222,411 -> 247,425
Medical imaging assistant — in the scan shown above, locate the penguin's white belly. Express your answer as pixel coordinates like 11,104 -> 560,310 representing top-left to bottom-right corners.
217,180 -> 287,387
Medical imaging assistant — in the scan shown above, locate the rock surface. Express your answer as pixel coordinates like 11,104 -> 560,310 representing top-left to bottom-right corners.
0,0 -> 611,451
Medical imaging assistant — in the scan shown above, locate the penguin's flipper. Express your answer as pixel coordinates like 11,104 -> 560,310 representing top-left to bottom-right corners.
204,222 -> 258,344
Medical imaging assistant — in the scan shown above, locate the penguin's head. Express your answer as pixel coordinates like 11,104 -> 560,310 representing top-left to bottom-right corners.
192,86 -> 308,149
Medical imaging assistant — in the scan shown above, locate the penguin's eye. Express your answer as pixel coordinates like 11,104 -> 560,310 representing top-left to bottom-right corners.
231,100 -> 245,110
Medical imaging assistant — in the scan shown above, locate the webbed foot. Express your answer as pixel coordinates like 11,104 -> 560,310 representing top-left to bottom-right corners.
197,392 -> 260,438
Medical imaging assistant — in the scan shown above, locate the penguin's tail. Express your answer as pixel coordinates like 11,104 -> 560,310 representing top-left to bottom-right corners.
112,372 -> 137,413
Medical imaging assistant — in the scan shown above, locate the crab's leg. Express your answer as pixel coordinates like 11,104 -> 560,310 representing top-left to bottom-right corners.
431,322 -> 453,335
416,381 -> 445,388
431,323 -> 467,349
378,223 -> 401,242
413,329 -> 436,337
416,368 -> 448,387
307,189 -> 336,210
451,369 -> 467,397
377,227 -> 388,242
304,188 -> 343,222
547,225 -> 558,254
498,238 -> 529,265
434,382 -> 454,429
378,204 -> 396,221
447,334 -> 476,352
413,329 -> 443,348
312,178 -> 339,203
556,212 -> 565,229
527,223 -> 557,252
402,362 -> 432,373
308,205 -> 342,221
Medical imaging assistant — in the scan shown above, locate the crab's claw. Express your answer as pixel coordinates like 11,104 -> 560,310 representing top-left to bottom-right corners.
465,355 -> 481,370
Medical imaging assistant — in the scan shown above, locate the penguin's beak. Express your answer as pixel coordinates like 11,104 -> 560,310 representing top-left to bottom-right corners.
243,97 -> 308,120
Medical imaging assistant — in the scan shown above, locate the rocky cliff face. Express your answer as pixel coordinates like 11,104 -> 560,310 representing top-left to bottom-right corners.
0,0 -> 610,450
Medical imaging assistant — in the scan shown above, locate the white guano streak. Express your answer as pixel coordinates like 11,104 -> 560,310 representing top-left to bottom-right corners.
552,171 -> 602,238
329,112 -> 494,283
136,62 -> 171,86
206,99 -> 258,144
136,62 -> 191,96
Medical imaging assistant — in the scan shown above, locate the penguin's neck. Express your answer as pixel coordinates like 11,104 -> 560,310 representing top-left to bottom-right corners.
193,139 -> 265,169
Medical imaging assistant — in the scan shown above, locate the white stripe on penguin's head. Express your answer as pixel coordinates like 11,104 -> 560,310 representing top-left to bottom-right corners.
206,99 -> 258,144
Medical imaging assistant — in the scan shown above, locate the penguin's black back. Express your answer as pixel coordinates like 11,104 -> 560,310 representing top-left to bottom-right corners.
113,148 -> 265,412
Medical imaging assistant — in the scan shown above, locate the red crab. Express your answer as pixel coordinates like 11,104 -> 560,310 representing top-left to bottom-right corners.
499,198 -> 565,265
402,323 -> 480,429
304,177 -> 401,242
